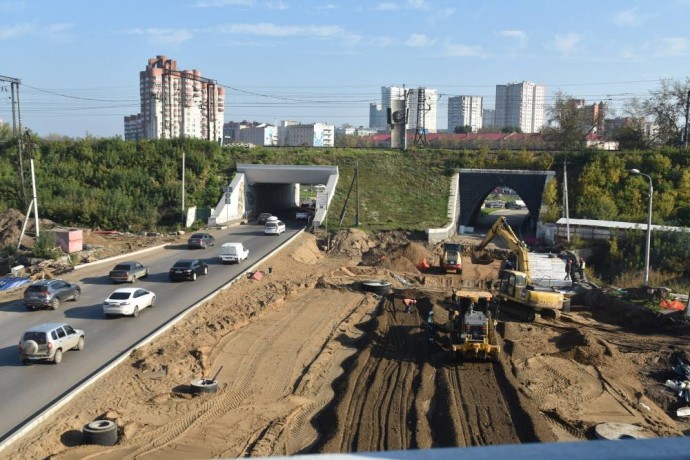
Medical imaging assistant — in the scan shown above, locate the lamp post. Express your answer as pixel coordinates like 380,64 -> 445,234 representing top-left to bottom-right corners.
629,168 -> 653,286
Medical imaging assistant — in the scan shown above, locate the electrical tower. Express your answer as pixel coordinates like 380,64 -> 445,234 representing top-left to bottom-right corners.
0,74 -> 27,204
413,87 -> 429,147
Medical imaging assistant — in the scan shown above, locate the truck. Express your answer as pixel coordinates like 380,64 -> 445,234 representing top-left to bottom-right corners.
440,243 -> 463,273
474,216 -> 567,321
219,242 -> 249,264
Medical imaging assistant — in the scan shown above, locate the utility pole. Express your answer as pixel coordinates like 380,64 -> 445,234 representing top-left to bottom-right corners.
683,90 -> 690,149
563,154 -> 570,242
355,161 -> 360,226
181,151 -> 186,227
0,74 -> 27,205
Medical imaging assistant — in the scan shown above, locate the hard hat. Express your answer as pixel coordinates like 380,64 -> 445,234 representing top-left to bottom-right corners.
429,310 -> 434,315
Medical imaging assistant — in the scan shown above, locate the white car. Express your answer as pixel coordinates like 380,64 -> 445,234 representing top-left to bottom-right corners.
103,287 -> 156,318
220,242 -> 249,264
264,217 -> 286,235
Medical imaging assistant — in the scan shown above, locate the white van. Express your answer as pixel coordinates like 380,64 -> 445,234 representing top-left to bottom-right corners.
219,242 -> 249,264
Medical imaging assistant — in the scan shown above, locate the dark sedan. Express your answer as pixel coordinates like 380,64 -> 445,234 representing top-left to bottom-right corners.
169,259 -> 209,281
108,261 -> 149,283
187,233 -> 215,249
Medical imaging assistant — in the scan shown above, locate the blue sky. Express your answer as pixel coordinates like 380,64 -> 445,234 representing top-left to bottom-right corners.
2,0 -> 690,138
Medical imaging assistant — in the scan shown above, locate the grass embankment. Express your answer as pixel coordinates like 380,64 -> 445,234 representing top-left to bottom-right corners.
231,149 -> 452,231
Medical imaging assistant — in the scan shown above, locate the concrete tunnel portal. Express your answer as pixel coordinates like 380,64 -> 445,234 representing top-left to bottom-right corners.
457,169 -> 555,232
208,164 -> 339,227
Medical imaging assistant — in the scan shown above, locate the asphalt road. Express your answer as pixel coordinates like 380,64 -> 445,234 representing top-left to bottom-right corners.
0,222 -> 302,442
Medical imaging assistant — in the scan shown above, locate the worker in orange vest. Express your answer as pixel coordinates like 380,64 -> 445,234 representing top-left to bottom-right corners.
403,298 -> 417,314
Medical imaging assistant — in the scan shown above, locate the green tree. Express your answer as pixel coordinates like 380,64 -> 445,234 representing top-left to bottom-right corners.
643,77 -> 690,146
543,91 -> 600,151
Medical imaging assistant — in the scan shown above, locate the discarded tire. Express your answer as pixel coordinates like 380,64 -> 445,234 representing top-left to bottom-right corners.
83,419 -> 118,446
190,378 -> 218,394
361,280 -> 392,296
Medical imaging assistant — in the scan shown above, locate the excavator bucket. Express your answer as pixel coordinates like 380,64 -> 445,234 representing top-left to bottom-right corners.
471,250 -> 493,265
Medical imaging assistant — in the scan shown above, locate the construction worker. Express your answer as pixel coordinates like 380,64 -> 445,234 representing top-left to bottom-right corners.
564,259 -> 572,280
578,257 -> 586,279
451,289 -> 457,307
403,298 -> 417,314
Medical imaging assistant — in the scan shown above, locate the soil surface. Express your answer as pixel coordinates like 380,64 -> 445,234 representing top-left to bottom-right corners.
3,226 -> 690,459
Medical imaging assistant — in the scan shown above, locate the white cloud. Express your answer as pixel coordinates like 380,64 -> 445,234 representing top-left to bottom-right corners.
377,2 -> 399,10
499,30 -> 527,48
266,1 -> 287,10
553,33 -> 583,55
128,28 -> 194,46
215,22 -> 344,38
407,0 -> 429,10
191,0 -> 253,7
442,43 -> 484,57
0,1 -> 25,13
373,36 -> 393,47
406,33 -> 436,47
656,37 -> 690,56
0,22 -> 33,40
317,3 -> 337,10
614,7 -> 643,27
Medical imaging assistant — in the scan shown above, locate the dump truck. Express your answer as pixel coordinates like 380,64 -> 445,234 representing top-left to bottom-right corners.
447,289 -> 499,362
440,242 -> 463,274
475,216 -> 568,322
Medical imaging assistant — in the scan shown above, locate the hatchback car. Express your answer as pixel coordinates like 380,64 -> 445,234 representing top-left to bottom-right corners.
169,259 -> 209,281
19,322 -> 85,364
23,279 -> 81,311
108,261 -> 149,283
187,233 -> 215,249
264,218 -> 286,235
103,287 -> 156,318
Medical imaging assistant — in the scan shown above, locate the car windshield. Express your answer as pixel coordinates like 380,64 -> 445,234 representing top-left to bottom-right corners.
266,223 -> 277,229
173,261 -> 192,268
113,264 -> 131,271
190,234 -> 204,238
26,285 -> 48,293
108,292 -> 132,300
23,331 -> 47,344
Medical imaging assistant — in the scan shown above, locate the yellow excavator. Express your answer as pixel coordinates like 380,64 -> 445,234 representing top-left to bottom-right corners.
475,216 -> 568,322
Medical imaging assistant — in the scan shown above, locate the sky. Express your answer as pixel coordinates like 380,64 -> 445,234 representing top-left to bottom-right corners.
2,0 -> 690,138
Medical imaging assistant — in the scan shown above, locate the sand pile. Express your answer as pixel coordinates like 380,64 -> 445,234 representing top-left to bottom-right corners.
329,228 -> 373,258
290,234 -> 324,265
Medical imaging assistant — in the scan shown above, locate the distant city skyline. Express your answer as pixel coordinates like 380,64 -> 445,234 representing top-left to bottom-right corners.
1,1 -> 689,138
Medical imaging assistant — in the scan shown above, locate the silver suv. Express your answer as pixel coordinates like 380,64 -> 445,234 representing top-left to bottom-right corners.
19,322 -> 85,364
23,279 -> 81,310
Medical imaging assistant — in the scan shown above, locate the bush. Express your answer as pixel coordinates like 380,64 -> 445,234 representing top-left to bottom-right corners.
32,233 -> 61,260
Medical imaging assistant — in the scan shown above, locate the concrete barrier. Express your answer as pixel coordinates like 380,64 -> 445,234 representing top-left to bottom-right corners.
426,172 -> 459,243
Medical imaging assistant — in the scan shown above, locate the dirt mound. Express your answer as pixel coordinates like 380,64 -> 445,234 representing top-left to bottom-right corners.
374,242 -> 434,274
329,228 -> 373,258
0,208 -> 60,248
290,234 -> 324,265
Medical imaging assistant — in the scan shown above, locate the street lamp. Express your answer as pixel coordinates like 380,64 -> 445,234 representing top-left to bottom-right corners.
629,168 -> 653,286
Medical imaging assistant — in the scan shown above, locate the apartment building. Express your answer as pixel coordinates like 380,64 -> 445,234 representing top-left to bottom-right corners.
381,86 -> 406,127
448,96 -> 483,132
124,55 -> 225,142
279,122 -> 334,147
494,81 -> 546,133
237,123 -> 278,146
483,109 -> 495,128
369,103 -> 386,130
124,114 -> 144,141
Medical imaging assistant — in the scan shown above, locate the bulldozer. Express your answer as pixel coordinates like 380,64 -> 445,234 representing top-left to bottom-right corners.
447,290 -> 500,362
474,216 -> 568,322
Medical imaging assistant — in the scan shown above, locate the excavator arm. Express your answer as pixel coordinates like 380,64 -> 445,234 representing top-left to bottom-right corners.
476,216 -> 530,277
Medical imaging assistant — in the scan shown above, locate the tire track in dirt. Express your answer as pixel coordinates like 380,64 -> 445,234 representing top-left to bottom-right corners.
313,298 -> 424,453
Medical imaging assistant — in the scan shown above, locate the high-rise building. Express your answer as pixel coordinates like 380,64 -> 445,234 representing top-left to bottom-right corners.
125,56 -> 225,142
369,103 -> 386,130
448,96 -> 483,132
494,81 -> 546,133
482,109 -> 495,129
407,88 -> 438,133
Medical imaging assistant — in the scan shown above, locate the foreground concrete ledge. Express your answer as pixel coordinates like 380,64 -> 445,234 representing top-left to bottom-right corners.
73,242 -> 171,271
